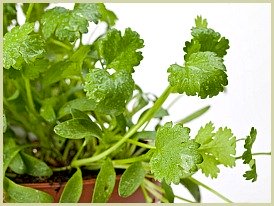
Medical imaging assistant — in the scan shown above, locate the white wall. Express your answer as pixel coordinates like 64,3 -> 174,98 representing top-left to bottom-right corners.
105,3 -> 271,203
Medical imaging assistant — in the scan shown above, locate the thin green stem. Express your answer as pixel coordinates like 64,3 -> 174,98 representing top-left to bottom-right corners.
50,38 -> 72,50
72,139 -> 87,162
126,139 -> 155,149
236,138 -> 246,142
188,177 -> 233,203
25,3 -> 34,22
167,95 -> 181,109
174,195 -> 196,203
51,165 -> 72,172
112,152 -> 151,165
236,152 -> 271,160
144,182 -> 168,203
144,178 -> 164,193
141,184 -> 153,203
71,86 -> 172,168
63,140 -> 74,160
23,76 -> 36,113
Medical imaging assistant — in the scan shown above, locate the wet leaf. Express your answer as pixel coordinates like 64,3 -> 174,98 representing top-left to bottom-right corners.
180,178 -> 201,202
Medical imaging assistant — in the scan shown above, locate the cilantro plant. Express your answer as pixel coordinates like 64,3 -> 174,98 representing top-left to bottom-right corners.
3,3 -> 270,203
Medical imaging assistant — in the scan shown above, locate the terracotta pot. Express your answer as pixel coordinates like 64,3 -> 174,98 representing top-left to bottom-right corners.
21,175 -> 156,203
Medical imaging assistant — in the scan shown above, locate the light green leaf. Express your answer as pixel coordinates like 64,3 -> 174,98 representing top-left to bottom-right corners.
58,97 -> 97,118
59,168 -> 83,203
118,162 -> 146,197
4,177 -> 53,203
40,99 -> 56,123
195,122 -> 236,178
92,159 -> 116,203
84,69 -> 135,116
9,153 -> 27,175
98,28 -> 144,72
168,51 -> 228,99
4,23 -> 45,70
41,7 -> 88,42
184,16 -> 229,60
150,122 -> 202,184
74,3 -> 117,26
132,131 -> 156,140
180,178 -> 201,202
20,152 -> 53,177
54,118 -> 102,139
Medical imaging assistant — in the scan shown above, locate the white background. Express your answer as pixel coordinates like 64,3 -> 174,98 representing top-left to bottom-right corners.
105,3 -> 271,203
18,3 -> 271,203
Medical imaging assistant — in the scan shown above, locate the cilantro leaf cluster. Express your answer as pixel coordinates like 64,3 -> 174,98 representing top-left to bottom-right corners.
168,16 -> 229,99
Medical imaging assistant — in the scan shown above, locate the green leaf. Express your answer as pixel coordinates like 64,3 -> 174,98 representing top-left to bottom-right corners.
59,168 -> 83,203
150,122 -> 202,184
71,108 -> 90,120
41,7 -> 88,42
195,122 -> 236,178
58,97 -> 97,118
4,177 -> 53,203
20,152 -> 53,177
22,59 -> 50,80
118,161 -> 146,197
8,153 -> 27,175
54,118 -> 102,139
183,16 -> 229,60
92,159 -> 116,203
243,159 -> 257,182
74,3 -> 117,26
177,105 -> 210,125
98,28 -> 144,72
40,99 -> 57,123
242,127 -> 257,164
161,180 -> 175,203
4,23 -> 45,70
84,69 -> 135,116
180,178 -> 201,202
242,127 -> 258,182
168,51 -> 228,99
3,131 -> 24,173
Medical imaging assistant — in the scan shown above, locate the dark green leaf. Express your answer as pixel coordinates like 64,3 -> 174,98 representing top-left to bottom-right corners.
59,168 -> 83,203
84,69 -> 135,116
22,59 -> 50,80
180,178 -> 201,202
161,180 -> 175,203
118,161 -> 146,197
58,97 -> 97,118
177,105 -> 210,125
20,152 -> 53,177
168,51 -> 228,99
71,108 -> 90,120
154,107 -> 169,119
243,159 -> 257,182
150,122 -> 202,184
54,118 -> 102,139
92,159 -> 116,203
4,23 -> 45,70
4,177 -> 53,203
98,28 -> 144,72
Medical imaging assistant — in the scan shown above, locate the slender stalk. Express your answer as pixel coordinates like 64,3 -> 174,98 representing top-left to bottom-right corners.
50,38 -> 72,50
236,138 -> 246,142
126,139 -> 155,149
188,177 -> 233,203
62,140 -> 74,160
144,178 -> 164,193
51,165 -> 72,172
23,76 -> 36,113
236,152 -> 271,160
112,152 -> 151,165
71,86 -> 172,168
25,3 -> 34,22
72,139 -> 87,162
144,183 -> 168,203
167,95 -> 181,109
174,195 -> 196,203
141,184 -> 153,203
133,147 -> 147,157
